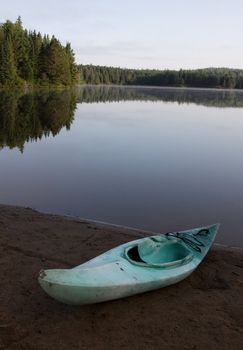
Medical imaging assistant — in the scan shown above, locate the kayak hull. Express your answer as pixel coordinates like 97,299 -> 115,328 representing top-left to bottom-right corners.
38,224 -> 219,305
39,267 -> 195,305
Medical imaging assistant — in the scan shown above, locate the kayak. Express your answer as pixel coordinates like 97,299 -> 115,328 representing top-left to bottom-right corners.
38,223 -> 219,305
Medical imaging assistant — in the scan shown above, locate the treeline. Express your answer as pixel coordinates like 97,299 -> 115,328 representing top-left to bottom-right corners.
0,17 -> 78,88
1,17 -> 242,90
79,65 -> 243,89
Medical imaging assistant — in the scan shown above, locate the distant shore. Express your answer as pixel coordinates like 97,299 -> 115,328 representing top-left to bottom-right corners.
0,204 -> 242,349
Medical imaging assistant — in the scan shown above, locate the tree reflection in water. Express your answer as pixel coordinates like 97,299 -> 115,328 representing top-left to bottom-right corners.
0,90 -> 77,152
1,86 -> 243,152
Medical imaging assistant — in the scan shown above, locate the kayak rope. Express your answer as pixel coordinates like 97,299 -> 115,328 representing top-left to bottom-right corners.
164,229 -> 210,253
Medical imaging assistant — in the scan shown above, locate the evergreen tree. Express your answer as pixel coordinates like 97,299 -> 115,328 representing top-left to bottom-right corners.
65,43 -> 79,84
0,18 -> 78,87
39,37 -> 71,85
0,37 -> 18,86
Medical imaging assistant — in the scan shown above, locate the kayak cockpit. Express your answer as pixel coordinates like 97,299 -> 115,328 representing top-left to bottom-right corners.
125,237 -> 193,268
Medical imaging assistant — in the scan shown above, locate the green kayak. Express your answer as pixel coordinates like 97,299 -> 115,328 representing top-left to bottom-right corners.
38,223 -> 219,305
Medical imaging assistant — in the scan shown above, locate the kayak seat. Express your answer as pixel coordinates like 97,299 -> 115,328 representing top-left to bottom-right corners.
126,245 -> 146,263
125,237 -> 193,268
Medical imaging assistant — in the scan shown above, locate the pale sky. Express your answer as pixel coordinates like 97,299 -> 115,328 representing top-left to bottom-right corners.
1,0 -> 243,69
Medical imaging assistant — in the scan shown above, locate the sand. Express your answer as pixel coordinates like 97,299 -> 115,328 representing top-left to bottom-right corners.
0,204 -> 242,350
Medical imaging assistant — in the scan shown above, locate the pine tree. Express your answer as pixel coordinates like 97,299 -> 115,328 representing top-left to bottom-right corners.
65,43 -> 78,84
0,37 -> 18,86
39,37 -> 71,85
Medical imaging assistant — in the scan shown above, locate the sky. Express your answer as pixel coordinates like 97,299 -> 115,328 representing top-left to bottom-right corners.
1,0 -> 243,70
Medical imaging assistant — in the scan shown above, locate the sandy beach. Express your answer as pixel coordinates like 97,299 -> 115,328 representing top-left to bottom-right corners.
0,204 -> 242,350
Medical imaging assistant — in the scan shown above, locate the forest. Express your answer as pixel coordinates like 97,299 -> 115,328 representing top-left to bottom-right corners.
80,65 -> 243,89
0,18 -> 78,87
1,18 -> 243,90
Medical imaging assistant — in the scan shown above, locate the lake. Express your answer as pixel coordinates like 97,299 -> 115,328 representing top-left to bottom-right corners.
0,85 -> 243,247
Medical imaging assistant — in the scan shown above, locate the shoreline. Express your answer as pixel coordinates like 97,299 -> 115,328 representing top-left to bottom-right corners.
4,203 -> 243,251
0,204 -> 242,349
50,210 -> 243,252
2,84 -> 243,93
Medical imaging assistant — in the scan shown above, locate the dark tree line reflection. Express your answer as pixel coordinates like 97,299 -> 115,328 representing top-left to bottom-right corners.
0,86 -> 243,151
0,89 -> 77,152
77,85 -> 243,108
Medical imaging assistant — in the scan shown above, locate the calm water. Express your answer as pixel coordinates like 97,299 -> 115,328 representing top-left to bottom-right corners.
1,86 -> 243,247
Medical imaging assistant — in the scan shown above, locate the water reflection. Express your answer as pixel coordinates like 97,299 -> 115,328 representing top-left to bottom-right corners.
77,85 -> 243,108
1,86 -> 243,152
0,90 -> 77,152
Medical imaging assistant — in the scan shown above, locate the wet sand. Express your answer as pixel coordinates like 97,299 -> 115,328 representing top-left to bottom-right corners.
0,204 -> 242,350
